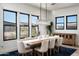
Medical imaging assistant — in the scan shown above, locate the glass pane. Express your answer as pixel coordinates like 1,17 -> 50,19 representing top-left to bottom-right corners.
57,26 -> 64,29
56,17 -> 64,30
57,24 -> 64,26
20,26 -> 28,39
31,26 -> 38,37
20,14 -> 28,23
56,17 -> 64,23
31,16 -> 38,25
4,11 -> 16,23
20,13 -> 29,39
4,10 -> 17,40
56,24 -> 64,29
67,15 -> 77,23
67,23 -> 77,29
31,15 -> 39,37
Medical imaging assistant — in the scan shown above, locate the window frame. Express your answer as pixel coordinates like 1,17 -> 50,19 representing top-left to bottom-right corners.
19,12 -> 30,39
3,9 -> 17,41
31,15 -> 39,37
55,16 -> 64,30
66,15 -> 77,30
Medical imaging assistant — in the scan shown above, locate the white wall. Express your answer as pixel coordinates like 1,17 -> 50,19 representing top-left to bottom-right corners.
52,5 -> 79,46
0,3 -> 51,54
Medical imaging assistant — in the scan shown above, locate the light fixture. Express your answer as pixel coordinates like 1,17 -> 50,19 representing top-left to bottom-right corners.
37,3 -> 50,25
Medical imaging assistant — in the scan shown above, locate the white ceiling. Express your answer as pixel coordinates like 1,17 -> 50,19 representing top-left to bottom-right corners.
27,3 -> 79,11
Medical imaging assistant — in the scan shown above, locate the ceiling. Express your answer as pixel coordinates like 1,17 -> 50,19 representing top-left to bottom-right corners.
27,3 -> 79,11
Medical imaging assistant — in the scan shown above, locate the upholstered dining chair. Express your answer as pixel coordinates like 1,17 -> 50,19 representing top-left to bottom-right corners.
34,39 -> 49,56
55,37 -> 63,53
17,40 -> 33,56
49,38 -> 56,55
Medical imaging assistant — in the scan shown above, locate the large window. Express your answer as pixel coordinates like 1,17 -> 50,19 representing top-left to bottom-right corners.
66,15 -> 77,30
20,13 -> 29,39
55,16 -> 64,30
3,9 -> 17,41
31,15 -> 39,37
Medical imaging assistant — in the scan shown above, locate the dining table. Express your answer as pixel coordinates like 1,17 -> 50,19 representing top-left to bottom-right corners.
22,36 -> 60,55
22,36 -> 57,47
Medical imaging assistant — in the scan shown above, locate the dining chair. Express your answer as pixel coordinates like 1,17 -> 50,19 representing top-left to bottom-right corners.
17,40 -> 33,56
55,37 -> 63,53
34,39 -> 49,56
49,38 -> 56,55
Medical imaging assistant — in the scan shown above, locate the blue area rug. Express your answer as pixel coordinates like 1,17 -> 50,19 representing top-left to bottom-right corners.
53,47 -> 76,56
0,47 -> 76,56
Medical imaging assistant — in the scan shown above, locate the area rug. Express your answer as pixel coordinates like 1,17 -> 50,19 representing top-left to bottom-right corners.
0,47 -> 76,56
53,47 -> 76,56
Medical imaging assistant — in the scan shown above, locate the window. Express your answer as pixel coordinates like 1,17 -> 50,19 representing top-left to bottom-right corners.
66,15 -> 77,30
20,13 -> 29,39
55,16 -> 64,30
3,9 -> 17,41
31,15 -> 39,37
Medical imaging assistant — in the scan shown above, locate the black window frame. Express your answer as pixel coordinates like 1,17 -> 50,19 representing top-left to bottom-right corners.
3,9 -> 17,41
19,12 -> 30,39
31,15 -> 39,37
55,16 -> 64,30
66,15 -> 77,30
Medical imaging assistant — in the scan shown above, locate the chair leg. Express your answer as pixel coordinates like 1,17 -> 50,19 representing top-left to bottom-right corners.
47,52 -> 48,56
18,53 -> 20,56
42,52 -> 44,56
50,49 -> 51,56
31,51 -> 33,56
53,49 -> 55,55
21,54 -> 23,56
57,47 -> 59,53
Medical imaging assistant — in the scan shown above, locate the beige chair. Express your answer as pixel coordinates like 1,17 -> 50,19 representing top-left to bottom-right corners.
34,39 -> 49,56
17,40 -> 33,56
49,38 -> 56,55
55,37 -> 63,52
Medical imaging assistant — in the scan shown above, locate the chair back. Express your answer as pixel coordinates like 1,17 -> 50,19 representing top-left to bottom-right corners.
56,37 -> 63,47
17,40 -> 26,54
40,39 -> 49,52
49,38 -> 56,49
59,37 -> 63,46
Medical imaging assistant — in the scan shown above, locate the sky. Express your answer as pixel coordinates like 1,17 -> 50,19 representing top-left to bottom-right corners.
57,16 -> 76,23
20,14 -> 28,23
57,17 -> 64,23
4,11 -> 16,23
4,10 -> 76,24
31,16 -> 38,24
4,11 -> 38,24
67,16 -> 76,22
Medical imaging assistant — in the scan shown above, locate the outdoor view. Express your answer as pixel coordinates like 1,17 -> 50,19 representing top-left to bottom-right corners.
3,10 -> 17,40
56,15 -> 77,30
31,15 -> 39,37
20,13 -> 29,39
3,10 -> 39,40
66,15 -> 77,29
56,17 -> 64,29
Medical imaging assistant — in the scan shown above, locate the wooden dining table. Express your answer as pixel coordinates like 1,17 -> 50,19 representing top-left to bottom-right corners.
27,40 -> 42,47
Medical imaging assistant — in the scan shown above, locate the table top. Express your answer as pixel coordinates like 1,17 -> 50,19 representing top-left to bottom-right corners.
22,36 -> 60,48
27,40 -> 42,45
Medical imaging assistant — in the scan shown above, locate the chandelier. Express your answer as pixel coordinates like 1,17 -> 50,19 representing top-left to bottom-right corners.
37,3 -> 50,25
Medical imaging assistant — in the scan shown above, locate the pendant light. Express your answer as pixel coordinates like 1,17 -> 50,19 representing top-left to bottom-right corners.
37,3 -> 50,25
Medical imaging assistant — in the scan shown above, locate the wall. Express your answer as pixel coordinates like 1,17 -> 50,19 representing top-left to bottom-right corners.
52,5 -> 79,46
0,3 -> 51,54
